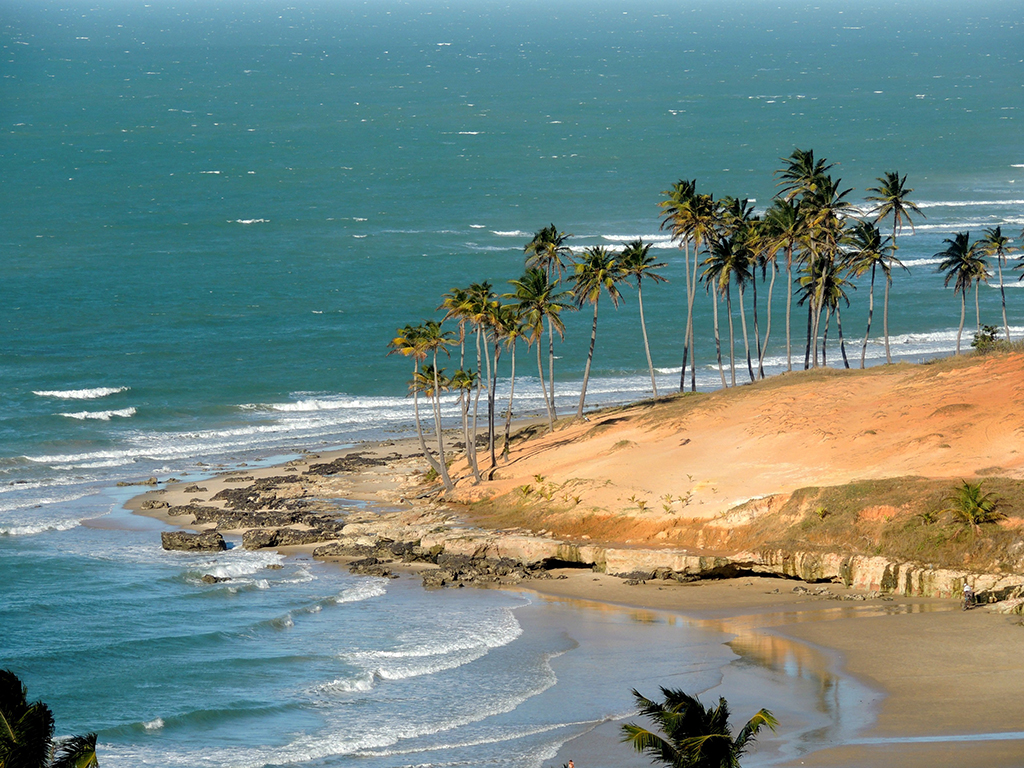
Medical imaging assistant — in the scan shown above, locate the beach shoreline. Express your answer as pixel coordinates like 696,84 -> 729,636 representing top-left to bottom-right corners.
128,427 -> 1024,768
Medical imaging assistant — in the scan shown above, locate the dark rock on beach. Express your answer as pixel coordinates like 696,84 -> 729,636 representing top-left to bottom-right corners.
161,530 -> 226,552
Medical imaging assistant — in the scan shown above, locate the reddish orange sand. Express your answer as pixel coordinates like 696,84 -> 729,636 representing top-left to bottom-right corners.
453,354 -> 1024,527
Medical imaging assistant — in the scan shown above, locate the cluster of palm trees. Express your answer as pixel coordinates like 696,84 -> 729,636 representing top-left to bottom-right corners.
664,151 -> 928,388
388,226 -> 668,490
665,150 -> 1023,388
388,148 -> 1023,489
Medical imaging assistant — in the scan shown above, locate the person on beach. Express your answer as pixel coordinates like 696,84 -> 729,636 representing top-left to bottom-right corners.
963,581 -> 975,609
567,761 -> 574,768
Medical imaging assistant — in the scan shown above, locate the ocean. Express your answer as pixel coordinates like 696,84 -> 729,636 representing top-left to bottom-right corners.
0,0 -> 1021,764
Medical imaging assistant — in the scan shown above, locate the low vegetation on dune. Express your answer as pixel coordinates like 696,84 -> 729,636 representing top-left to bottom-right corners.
736,477 -> 1024,573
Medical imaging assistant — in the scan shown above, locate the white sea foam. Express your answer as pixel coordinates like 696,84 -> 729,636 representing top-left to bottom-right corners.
143,718 -> 164,731
469,224 -> 485,228
0,518 -> 80,537
902,257 -> 945,267
235,218 -> 268,224
492,230 -> 530,237
334,580 -> 388,604
315,672 -> 375,694
915,198 -> 1024,209
33,387 -> 128,400
60,407 -> 136,421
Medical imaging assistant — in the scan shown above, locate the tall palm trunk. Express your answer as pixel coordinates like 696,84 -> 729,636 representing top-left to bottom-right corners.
430,352 -> 454,492
689,243 -> 700,391
471,328 -> 485,472
503,342 -> 517,461
536,340 -> 553,431
725,284 -> 736,386
547,317 -> 557,420
711,289 -> 727,388
883,277 -> 893,364
412,365 -> 443,477
577,298 -> 600,418
821,309 -> 831,367
488,341 -> 502,470
955,293 -> 966,354
751,269 -> 762,379
804,302 -> 813,370
637,278 -> 658,399
680,239 -> 692,392
461,383 -> 480,483
738,285 -> 754,383
998,257 -> 1010,340
759,264 -> 777,379
837,306 -> 851,369
975,282 -> 981,333
785,253 -> 794,372
860,263 -> 876,369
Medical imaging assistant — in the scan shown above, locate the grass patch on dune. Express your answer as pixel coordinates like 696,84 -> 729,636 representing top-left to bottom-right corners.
744,476 -> 1024,572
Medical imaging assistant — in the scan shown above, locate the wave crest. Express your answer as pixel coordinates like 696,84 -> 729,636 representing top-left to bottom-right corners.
33,387 -> 128,400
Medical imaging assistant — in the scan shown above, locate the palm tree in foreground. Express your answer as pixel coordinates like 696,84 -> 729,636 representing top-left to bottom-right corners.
571,246 -> 623,418
622,687 -> 777,768
620,238 -> 668,399
0,669 -> 99,768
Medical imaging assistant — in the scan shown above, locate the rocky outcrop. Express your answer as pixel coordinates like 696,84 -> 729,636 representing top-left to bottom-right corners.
161,530 -> 226,552
241,526 -> 340,549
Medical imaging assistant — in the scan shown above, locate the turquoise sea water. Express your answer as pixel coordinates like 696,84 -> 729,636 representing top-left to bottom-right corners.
1,1 -> 1021,765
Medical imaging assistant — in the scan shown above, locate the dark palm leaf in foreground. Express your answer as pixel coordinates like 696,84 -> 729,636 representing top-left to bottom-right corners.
0,669 -> 99,768
622,687 -> 776,768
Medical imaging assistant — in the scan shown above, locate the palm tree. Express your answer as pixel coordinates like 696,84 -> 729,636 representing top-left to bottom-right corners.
464,282 -> 499,461
418,320 -> 458,491
980,226 -> 1015,341
846,220 -> 893,368
448,367 -> 480,482
0,669 -> 99,768
704,235 -> 754,386
866,171 -> 924,363
936,232 -> 987,354
571,246 -> 624,417
622,687 -> 777,768
661,180 -> 698,392
525,224 -> 573,417
800,175 -> 854,368
620,238 -> 668,398
942,480 -> 1005,534
505,268 -> 572,430
762,199 -> 804,372
776,147 -> 834,203
388,323 -> 447,481
661,184 -> 718,392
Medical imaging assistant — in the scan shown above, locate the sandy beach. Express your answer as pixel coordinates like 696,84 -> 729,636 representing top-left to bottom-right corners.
132,406 -> 1024,767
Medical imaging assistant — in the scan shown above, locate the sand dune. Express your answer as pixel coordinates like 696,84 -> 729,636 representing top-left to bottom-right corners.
454,354 -> 1024,539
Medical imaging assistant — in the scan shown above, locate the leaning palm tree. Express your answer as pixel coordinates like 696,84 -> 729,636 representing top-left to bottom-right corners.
620,238 -> 668,399
388,323 -> 446,481
622,687 -> 777,768
660,180 -> 698,392
525,224 -> 573,417
448,367 -> 480,482
571,245 -> 624,418
417,321 -> 457,491
846,220 -> 893,368
866,171 -> 924,363
0,669 -> 99,768
936,232 -> 987,354
980,226 -> 1015,341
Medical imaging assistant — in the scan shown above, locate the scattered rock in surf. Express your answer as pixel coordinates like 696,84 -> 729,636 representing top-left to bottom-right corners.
160,530 -> 226,552
183,485 -> 208,493
140,499 -> 169,510
201,574 -> 230,584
